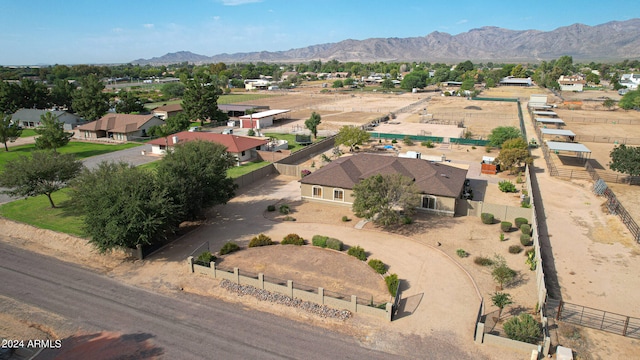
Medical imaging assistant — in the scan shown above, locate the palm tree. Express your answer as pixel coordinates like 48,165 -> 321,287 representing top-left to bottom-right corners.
491,292 -> 513,321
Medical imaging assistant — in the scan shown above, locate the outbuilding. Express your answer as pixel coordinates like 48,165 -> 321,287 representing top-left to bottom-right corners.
238,109 -> 290,129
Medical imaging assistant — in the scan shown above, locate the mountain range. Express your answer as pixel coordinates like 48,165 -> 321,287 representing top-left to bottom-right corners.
132,19 -> 640,65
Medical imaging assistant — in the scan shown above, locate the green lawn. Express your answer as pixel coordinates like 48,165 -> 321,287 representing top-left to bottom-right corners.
0,188 -> 85,237
0,142 -> 141,169
263,133 -> 325,153
20,129 -> 37,137
144,93 -> 279,110
139,159 -> 270,179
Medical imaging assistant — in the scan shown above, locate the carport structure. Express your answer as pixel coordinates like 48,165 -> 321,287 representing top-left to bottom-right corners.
535,117 -> 566,128
533,110 -> 558,117
545,141 -> 591,161
540,128 -> 575,142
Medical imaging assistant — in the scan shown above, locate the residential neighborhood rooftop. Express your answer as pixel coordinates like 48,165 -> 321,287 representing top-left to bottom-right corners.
147,131 -> 269,153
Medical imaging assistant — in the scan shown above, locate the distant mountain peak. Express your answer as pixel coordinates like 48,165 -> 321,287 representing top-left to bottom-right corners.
131,18 -> 640,65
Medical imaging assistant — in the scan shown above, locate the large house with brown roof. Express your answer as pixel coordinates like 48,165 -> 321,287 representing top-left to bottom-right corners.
76,114 -> 164,141
148,131 -> 269,163
300,154 -> 468,216
152,104 -> 183,120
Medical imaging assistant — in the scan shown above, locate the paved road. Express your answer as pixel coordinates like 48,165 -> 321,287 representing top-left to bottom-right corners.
0,144 -> 158,205
0,242 -> 397,359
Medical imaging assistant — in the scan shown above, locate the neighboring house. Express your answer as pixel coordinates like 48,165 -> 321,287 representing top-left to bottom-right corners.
147,131 -> 269,163
76,114 -> 164,141
499,77 -> 533,86
281,71 -> 298,81
12,109 -> 85,130
620,74 -> 640,90
244,79 -> 270,90
152,104 -> 183,120
300,153 -> 468,216
558,75 -> 586,92
238,109 -> 290,129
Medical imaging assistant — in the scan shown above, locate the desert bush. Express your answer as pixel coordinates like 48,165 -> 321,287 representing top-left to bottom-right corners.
391,139 -> 397,144
492,256 -> 516,290
421,140 -> 435,148
385,274 -> 400,297
347,245 -> 367,261
195,251 -> 215,266
520,233 -> 532,246
281,233 -> 305,245
283,216 -> 296,221
501,221 -> 512,232
279,204 -> 290,214
481,213 -> 495,224
499,233 -> 505,241
456,249 -> 468,258
514,217 -> 528,229
503,313 -> 542,344
509,245 -> 523,254
312,235 -> 328,248
401,216 -> 413,225
526,249 -> 537,271
474,256 -> 494,266
498,180 -> 517,193
341,215 -> 350,222
520,224 -> 531,235
266,204 -> 276,212
219,241 -> 239,255
249,234 -> 273,248
326,238 -> 343,251
403,136 -> 414,146
368,259 -> 387,274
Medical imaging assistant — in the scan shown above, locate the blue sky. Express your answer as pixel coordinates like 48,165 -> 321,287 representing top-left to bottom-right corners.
1,0 -> 637,65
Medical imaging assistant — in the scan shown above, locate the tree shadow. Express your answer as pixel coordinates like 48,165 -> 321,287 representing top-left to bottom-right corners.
37,332 -> 163,360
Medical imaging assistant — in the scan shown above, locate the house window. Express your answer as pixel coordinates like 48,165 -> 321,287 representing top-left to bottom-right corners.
159,145 -> 166,150
241,151 -> 246,156
422,195 -> 437,210
333,189 -> 344,201
312,186 -> 322,198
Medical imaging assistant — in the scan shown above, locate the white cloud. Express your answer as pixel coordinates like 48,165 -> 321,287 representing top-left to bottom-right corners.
456,19 -> 468,25
143,23 -> 155,29
219,0 -> 262,6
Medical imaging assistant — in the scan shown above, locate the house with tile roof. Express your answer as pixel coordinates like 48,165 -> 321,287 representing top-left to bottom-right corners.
76,114 -> 164,141
299,153 -> 468,216
147,131 -> 269,163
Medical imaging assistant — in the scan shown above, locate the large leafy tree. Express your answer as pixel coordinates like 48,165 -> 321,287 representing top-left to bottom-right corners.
0,151 -> 82,208
335,125 -> 370,152
0,81 -> 22,114
0,113 -> 22,151
304,111 -> 321,139
70,162 -> 179,253
18,79 -> 51,110
609,144 -> 640,177
114,91 -> 146,114
149,112 -> 191,137
181,73 -> 228,125
50,79 -> 77,111
155,140 -> 237,221
72,74 -> 110,121
488,126 -> 522,148
352,174 -> 420,226
497,138 -> 533,174
618,90 -> 640,110
161,82 -> 185,98
34,112 -> 74,152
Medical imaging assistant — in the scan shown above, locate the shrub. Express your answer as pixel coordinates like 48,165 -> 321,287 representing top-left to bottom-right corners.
279,204 -> 290,214
281,233 -> 305,245
514,217 -> 528,229
391,139 -> 397,144
421,140 -> 435,148
219,241 -> 239,255
481,213 -> 494,224
401,216 -> 413,225
501,221 -> 512,232
341,215 -> 350,222
326,238 -> 343,251
247,128 -> 256,136
195,251 -> 215,266
368,259 -> 387,274
503,313 -> 542,344
249,234 -> 273,248
267,204 -> 276,212
301,169 -> 311,178
347,245 -> 367,261
474,256 -> 494,266
403,136 -> 414,146
456,249 -> 468,258
282,216 -> 296,221
385,274 -> 400,297
498,180 -> 517,193
509,245 -> 523,254
499,233 -> 505,242
312,235 -> 328,248
520,224 -> 531,235
520,233 -> 532,246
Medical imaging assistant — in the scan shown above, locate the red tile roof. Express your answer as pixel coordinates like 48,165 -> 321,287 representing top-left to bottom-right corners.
148,131 -> 269,153
300,153 -> 468,198
77,114 -> 160,133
